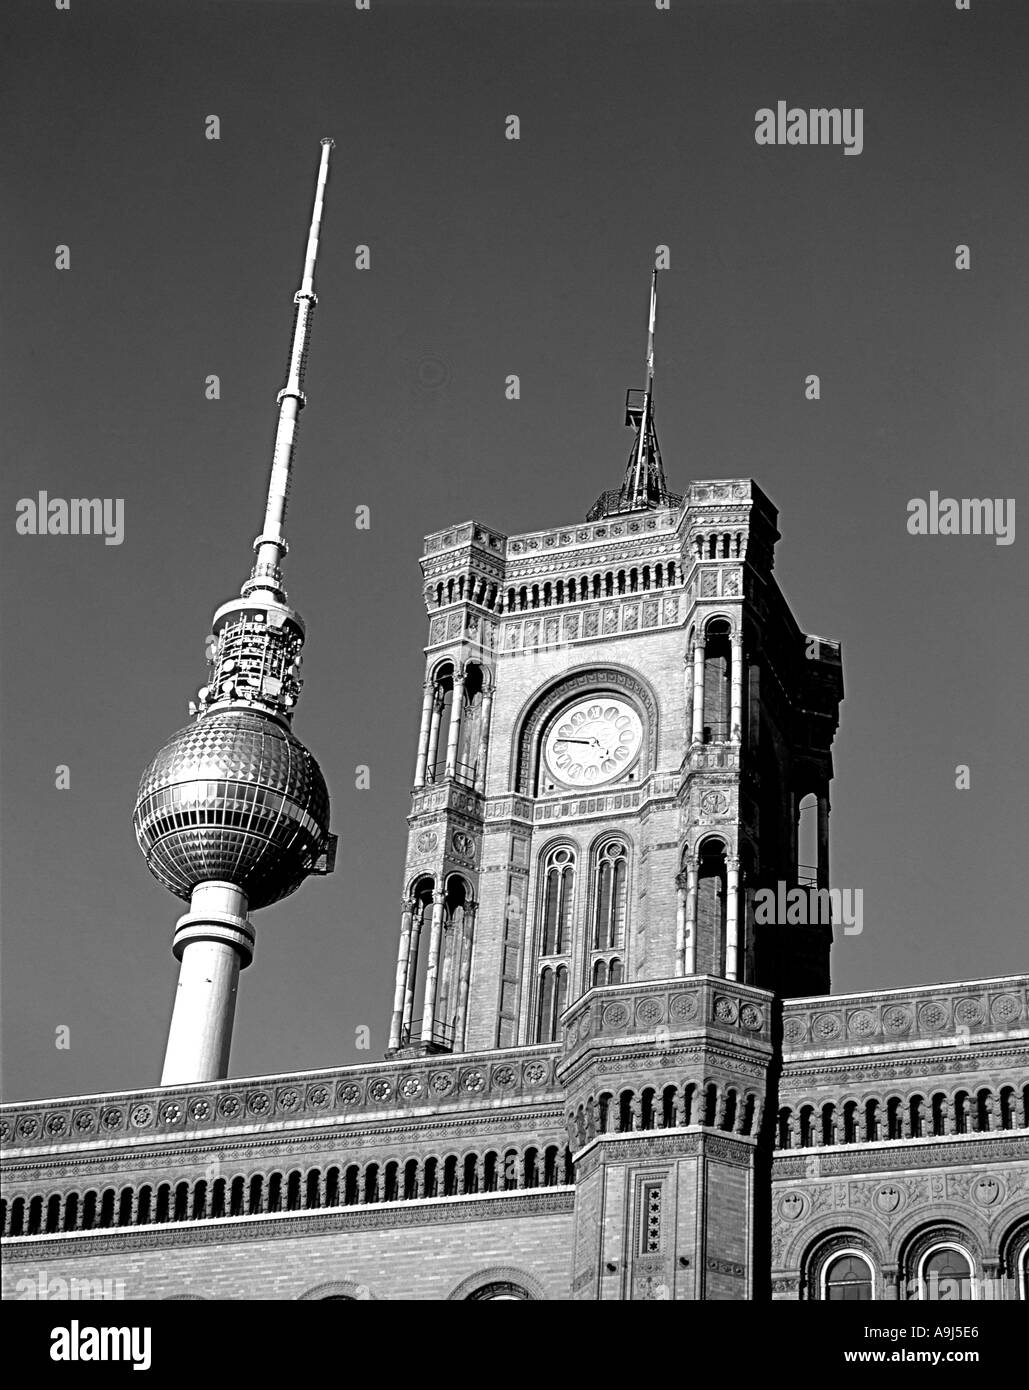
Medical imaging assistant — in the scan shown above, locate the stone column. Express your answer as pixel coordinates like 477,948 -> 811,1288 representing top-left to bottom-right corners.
683,654 -> 693,741
817,794 -> 830,890
413,682 -> 435,788
730,630 -> 744,741
939,1097 -> 952,1137
444,671 -> 467,778
420,890 -> 447,1044
725,857 -> 740,981
401,900 -> 425,1041
715,1089 -> 728,1129
388,897 -> 416,1049
424,689 -> 444,783
455,904 -> 476,1050
691,638 -> 706,744
674,870 -> 688,974
473,688 -> 494,794
438,919 -> 455,1037
683,859 -> 699,974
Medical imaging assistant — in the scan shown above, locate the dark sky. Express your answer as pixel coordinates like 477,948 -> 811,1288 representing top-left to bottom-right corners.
2,0 -> 1026,1103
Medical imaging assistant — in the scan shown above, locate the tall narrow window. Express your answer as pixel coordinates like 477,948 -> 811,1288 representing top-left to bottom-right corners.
534,846 -> 575,1042
593,840 -> 628,949
540,847 -> 575,956
587,839 -> 629,988
702,620 -> 731,742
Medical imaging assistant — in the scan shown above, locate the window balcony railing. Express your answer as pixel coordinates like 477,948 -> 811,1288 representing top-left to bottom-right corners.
398,1018 -> 454,1050
423,760 -> 478,788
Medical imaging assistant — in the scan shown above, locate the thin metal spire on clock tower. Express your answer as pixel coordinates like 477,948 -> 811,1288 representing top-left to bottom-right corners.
620,268 -> 670,512
587,269 -> 675,520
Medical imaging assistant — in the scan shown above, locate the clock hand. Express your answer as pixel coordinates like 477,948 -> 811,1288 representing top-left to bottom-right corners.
557,737 -> 598,747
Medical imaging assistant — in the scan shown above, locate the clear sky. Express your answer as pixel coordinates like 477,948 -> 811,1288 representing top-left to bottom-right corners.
2,0 -> 1026,1103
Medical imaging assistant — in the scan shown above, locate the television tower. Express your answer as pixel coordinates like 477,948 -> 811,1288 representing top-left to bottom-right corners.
133,140 -> 338,1086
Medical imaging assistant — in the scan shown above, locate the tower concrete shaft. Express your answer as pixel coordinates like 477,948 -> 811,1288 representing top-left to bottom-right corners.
161,883 -> 255,1085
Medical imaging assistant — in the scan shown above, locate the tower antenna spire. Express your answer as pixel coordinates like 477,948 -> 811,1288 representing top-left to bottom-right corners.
586,268 -> 675,521
245,137 -> 335,604
134,139 -> 338,1088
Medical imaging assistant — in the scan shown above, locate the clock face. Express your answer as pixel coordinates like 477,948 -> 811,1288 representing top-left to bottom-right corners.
543,698 -> 643,788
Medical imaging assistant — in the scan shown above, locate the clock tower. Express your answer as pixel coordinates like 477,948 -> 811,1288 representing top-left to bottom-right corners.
384,274 -> 843,1296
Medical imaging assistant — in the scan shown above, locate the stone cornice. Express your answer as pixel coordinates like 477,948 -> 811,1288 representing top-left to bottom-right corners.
781,1045 -> 1028,1094
771,1132 -> 1029,1179
574,1128 -> 755,1177
559,1041 -> 771,1093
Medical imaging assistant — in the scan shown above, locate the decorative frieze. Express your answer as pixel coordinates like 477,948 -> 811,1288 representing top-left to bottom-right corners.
560,976 -> 775,1061
781,978 -> 1027,1055
498,595 -> 681,659
408,784 -> 484,820
0,1048 -> 562,1155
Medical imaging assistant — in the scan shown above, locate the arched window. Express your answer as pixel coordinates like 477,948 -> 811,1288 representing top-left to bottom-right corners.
433,876 -> 472,1050
702,620 -> 731,743
540,846 -> 575,956
823,1253 -> 874,1301
536,964 -> 568,1042
920,1246 -> 975,1300
467,1282 -> 533,1300
696,839 -> 727,975
592,840 -> 628,950
592,957 -> 624,987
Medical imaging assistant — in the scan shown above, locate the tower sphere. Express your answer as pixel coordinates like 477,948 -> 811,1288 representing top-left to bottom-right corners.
133,709 -> 330,910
